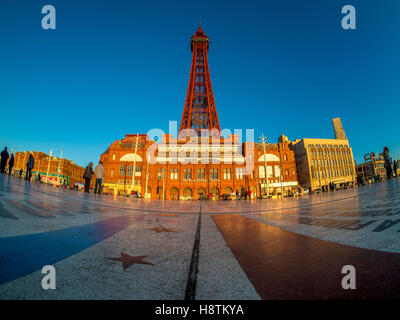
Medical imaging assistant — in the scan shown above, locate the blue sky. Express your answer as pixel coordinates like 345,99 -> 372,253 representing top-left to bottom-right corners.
0,0 -> 399,166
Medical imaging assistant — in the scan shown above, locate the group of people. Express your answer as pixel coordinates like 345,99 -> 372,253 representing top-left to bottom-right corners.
0,147 -> 35,181
83,161 -> 105,194
235,187 -> 252,200
0,147 -> 14,175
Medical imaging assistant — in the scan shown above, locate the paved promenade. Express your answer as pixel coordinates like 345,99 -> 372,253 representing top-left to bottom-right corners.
0,175 -> 399,299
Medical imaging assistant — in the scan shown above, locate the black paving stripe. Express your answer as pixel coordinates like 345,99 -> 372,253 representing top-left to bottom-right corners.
185,203 -> 202,300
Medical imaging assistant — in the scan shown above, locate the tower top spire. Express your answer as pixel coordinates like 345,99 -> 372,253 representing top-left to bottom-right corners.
191,25 -> 209,52
192,25 -> 207,38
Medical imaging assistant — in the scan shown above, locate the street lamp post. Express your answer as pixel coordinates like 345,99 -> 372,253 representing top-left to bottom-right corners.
46,149 -> 53,185
316,155 -> 322,191
57,149 -> 63,186
131,133 -> 139,194
145,154 -> 150,199
323,154 -> 333,192
162,165 -> 166,200
37,159 -> 41,180
259,134 -> 269,197
277,144 -> 284,197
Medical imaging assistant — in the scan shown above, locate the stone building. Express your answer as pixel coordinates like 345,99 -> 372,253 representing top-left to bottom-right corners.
292,118 -> 356,191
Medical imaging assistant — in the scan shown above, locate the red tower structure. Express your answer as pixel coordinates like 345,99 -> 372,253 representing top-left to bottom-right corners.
179,26 -> 221,136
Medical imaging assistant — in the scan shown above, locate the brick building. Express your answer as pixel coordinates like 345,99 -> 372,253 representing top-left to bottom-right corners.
100,133 -> 298,199
12,151 -> 85,187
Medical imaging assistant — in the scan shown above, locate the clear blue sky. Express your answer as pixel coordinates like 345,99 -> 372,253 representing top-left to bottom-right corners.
0,0 -> 399,166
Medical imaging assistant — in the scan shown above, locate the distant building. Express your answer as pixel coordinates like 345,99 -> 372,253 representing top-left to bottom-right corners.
355,152 -> 386,183
332,117 -> 347,140
12,151 -> 85,187
292,118 -> 356,191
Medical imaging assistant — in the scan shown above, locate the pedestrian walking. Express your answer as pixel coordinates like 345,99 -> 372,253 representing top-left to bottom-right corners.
0,147 -> 9,174
240,187 -> 245,200
19,168 -> 23,177
83,162 -> 94,193
94,161 -> 105,194
248,190 -> 252,200
8,153 -> 14,176
25,153 -> 34,181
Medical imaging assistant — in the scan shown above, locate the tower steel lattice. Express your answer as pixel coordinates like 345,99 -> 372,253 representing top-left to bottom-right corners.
179,26 -> 221,136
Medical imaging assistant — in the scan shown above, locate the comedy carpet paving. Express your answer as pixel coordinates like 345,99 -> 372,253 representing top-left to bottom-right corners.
0,175 -> 400,300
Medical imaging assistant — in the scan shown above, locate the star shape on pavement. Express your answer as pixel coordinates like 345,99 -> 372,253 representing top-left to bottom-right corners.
105,252 -> 154,270
146,225 -> 176,233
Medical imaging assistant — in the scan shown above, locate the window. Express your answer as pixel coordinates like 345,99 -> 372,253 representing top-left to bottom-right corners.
119,166 -> 125,176
236,168 -> 244,179
157,168 -> 165,179
127,165 -> 133,176
267,166 -> 273,177
210,168 -> 218,180
223,168 -> 231,179
111,169 -> 114,177
112,154 -> 116,161
170,168 -> 178,180
184,169 -> 192,180
283,154 -> 288,162
259,166 -> 273,178
197,168 -> 205,179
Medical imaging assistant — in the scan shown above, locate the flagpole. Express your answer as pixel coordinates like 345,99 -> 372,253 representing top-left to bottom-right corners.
46,149 -> 53,185
57,149 -> 63,186
145,154 -> 150,199
131,133 -> 139,194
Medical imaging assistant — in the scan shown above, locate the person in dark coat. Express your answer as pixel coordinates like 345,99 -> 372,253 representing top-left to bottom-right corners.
83,162 -> 94,193
8,154 -> 14,176
0,147 -> 9,174
240,187 -> 245,200
26,153 -> 35,181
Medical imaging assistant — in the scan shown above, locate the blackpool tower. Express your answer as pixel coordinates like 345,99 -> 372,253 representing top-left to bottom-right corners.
179,26 -> 221,136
